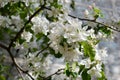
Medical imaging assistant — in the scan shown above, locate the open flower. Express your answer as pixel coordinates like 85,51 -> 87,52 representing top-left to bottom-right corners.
87,64 -> 102,78
21,31 -> 32,42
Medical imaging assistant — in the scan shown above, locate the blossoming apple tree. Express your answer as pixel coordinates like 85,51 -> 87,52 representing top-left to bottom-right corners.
0,0 -> 119,80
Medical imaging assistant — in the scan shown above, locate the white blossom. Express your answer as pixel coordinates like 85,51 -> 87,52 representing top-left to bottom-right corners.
95,45 -> 108,61
0,0 -> 110,80
47,7 -> 61,17
84,9 -> 89,17
0,16 -> 11,27
80,58 -> 92,68
87,64 -> 102,78
21,31 -> 32,42
31,16 -> 49,35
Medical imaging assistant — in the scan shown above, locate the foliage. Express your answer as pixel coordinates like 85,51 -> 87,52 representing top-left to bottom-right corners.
0,0 -> 116,80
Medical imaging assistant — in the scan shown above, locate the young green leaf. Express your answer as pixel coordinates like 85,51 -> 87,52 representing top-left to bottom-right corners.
82,69 -> 91,80
81,41 -> 95,61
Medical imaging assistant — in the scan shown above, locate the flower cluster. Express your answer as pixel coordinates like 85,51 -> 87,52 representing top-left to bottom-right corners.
0,0 -> 110,80
30,10 -> 108,79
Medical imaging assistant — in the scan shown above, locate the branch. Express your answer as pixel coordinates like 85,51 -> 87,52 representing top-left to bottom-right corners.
44,7 -> 120,32
0,1 -> 47,80
5,1 -> 47,80
6,48 -> 34,80
16,67 -> 25,80
8,3 -> 46,49
6,49 -> 21,80
0,44 -> 35,80
45,68 -> 65,79
68,14 -> 120,32
35,43 -> 51,57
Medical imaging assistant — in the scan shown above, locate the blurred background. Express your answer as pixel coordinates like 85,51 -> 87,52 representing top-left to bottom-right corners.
73,0 -> 120,80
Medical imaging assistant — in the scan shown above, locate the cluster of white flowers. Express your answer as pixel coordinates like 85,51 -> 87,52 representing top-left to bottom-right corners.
47,19 -> 85,61
0,0 -> 39,7
21,31 -> 32,42
0,15 -> 24,31
0,16 -> 11,27
0,0 -> 110,79
31,15 -> 49,35
79,43 -> 108,78
87,63 -> 102,78
80,58 -> 102,77
95,45 -> 108,61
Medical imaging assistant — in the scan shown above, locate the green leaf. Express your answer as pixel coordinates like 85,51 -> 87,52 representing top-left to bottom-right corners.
66,62 -> 70,70
72,62 -> 77,70
25,23 -> 33,32
0,75 -> 5,80
64,62 -> 71,77
71,72 -> 78,78
82,69 -> 91,80
20,11 -> 27,19
43,36 -> 50,43
59,37 -> 67,47
98,64 -> 107,80
0,1 -> 28,18
49,48 -> 56,54
98,71 -> 107,80
78,65 -> 85,74
49,48 -> 62,58
54,52 -> 62,58
93,7 -> 103,19
18,78 -> 23,80
29,63 -> 33,67
18,38 -> 26,44
65,70 -> 71,77
46,14 -> 58,22
94,24 -> 111,36
81,41 -> 95,61
99,26 -> 111,36
35,33 -> 44,41
30,48 -> 38,52
70,0 -> 75,10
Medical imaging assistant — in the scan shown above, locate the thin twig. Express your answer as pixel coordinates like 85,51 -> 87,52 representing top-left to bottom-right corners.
6,1 -> 47,80
0,2 -> 47,80
68,14 -> 120,32
46,68 -> 65,79
6,49 -> 35,80
16,67 -> 25,80
35,43 -> 51,57
6,49 -> 20,80
8,3 -> 46,49
4,2 -> 47,79
44,7 -> 120,32
1,43 -> 35,80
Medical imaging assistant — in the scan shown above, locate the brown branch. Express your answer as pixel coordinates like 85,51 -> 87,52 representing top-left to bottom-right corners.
8,2 -> 46,49
44,7 -> 120,32
6,48 -> 34,80
6,49 -> 20,80
0,2 -> 47,80
0,43 -> 35,80
6,1 -> 47,79
35,43 -> 51,57
16,67 -> 25,80
68,14 -> 120,32
1,2 -> 113,80
45,68 -> 65,79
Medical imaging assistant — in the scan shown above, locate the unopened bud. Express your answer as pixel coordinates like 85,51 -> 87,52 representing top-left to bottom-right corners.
84,9 -> 89,16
